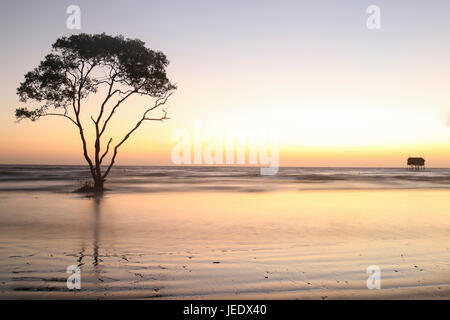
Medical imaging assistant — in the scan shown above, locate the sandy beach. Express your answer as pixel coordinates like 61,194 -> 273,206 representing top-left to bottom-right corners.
1,167 -> 449,299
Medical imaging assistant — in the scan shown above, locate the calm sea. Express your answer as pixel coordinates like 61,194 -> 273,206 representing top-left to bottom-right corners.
0,165 -> 449,193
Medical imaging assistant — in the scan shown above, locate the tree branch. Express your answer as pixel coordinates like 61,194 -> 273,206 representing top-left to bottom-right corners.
72,61 -> 96,180
102,92 -> 173,179
99,138 -> 112,164
40,112 -> 78,126
96,76 -> 117,124
143,109 -> 170,121
99,89 -> 138,137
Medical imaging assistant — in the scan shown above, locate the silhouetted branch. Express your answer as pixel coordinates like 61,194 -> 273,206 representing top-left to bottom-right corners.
74,61 -> 96,179
143,109 -> 170,121
102,92 -> 173,179
15,107 -> 78,126
39,113 -> 78,126
99,89 -> 138,137
99,138 -> 112,164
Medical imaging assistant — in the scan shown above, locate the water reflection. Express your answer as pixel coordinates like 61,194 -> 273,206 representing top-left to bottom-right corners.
75,194 -> 104,290
92,195 -> 101,268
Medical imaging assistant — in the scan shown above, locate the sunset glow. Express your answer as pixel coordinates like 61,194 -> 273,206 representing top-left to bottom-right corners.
0,0 -> 449,167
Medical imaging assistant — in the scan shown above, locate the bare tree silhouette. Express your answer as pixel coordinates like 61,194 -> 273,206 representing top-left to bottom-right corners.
15,33 -> 176,192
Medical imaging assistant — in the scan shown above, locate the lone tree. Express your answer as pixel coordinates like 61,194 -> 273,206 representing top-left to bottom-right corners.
15,33 -> 176,192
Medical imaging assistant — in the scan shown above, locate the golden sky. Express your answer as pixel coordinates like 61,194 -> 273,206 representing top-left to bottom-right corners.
0,1 -> 449,167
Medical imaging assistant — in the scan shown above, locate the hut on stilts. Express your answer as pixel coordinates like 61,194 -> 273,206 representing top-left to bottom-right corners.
407,157 -> 425,170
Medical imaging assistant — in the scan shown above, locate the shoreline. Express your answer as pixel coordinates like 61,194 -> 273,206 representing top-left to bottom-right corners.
1,189 -> 449,299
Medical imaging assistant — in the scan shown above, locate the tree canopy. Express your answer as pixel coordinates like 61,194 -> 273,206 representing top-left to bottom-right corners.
15,33 -> 176,192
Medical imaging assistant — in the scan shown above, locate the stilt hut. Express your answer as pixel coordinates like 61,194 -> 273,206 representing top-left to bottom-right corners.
407,157 -> 425,170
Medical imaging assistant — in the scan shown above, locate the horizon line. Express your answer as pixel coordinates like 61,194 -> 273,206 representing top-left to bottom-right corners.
0,163 -> 448,169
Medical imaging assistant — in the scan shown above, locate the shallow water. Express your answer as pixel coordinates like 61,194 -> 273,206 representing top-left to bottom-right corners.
0,165 -> 449,193
0,185 -> 449,299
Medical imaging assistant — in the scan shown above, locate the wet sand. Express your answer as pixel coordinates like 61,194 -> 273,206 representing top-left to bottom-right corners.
0,189 -> 449,299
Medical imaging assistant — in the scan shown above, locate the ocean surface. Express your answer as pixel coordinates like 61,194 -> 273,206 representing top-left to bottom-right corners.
0,165 -> 449,193
1,165 -> 449,299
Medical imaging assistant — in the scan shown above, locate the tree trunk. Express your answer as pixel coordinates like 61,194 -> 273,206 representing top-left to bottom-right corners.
93,172 -> 104,193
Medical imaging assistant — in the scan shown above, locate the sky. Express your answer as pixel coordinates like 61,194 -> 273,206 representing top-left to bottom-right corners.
0,0 -> 449,167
